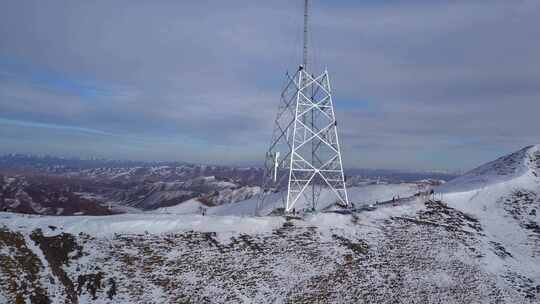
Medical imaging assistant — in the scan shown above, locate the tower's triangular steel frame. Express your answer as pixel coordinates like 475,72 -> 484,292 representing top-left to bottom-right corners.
257,67 -> 350,213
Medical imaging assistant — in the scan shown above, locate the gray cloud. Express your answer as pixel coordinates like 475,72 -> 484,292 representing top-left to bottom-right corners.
1,0 -> 539,170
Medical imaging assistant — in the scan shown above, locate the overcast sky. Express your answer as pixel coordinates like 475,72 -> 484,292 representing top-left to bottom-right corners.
1,0 -> 539,171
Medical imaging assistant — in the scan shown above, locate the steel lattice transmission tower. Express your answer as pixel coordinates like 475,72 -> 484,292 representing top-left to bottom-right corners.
257,0 -> 350,214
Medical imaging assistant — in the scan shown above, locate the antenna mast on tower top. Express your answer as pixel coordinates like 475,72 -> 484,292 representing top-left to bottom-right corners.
303,0 -> 309,70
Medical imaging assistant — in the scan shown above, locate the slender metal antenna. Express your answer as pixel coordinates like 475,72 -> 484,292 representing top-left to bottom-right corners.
303,0 -> 309,70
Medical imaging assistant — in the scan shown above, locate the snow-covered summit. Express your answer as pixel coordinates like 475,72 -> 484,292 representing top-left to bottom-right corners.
436,145 -> 540,291
439,145 -> 540,193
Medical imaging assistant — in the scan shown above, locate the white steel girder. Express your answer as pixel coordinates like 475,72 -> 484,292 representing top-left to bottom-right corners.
258,67 -> 350,213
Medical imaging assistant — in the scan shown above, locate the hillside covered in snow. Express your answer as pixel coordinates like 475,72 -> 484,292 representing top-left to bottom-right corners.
439,145 -> 540,193
0,146 -> 539,303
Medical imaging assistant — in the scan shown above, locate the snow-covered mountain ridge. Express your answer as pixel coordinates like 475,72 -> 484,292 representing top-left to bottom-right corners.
1,146 -> 539,303
439,145 -> 540,193
1,195 -> 538,303
434,145 -> 540,302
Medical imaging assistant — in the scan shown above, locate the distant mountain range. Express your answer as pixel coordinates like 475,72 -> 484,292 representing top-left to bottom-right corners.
0,154 -> 457,181
0,154 -> 456,216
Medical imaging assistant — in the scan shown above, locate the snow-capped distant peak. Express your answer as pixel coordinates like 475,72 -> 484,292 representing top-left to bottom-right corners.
438,145 -> 540,193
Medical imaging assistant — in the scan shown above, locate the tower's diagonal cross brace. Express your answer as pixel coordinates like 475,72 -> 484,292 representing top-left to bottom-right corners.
295,120 -> 339,154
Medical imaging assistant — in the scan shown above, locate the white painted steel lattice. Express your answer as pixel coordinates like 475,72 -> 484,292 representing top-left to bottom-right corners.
258,67 -> 350,213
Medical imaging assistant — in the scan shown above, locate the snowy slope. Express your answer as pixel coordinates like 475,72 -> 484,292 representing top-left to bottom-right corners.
0,212 -> 284,238
439,145 -> 540,193
442,177 -> 540,278
347,183 -> 421,204
436,145 -> 540,296
2,192 -> 539,303
1,146 -> 540,303
155,183 -> 422,216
